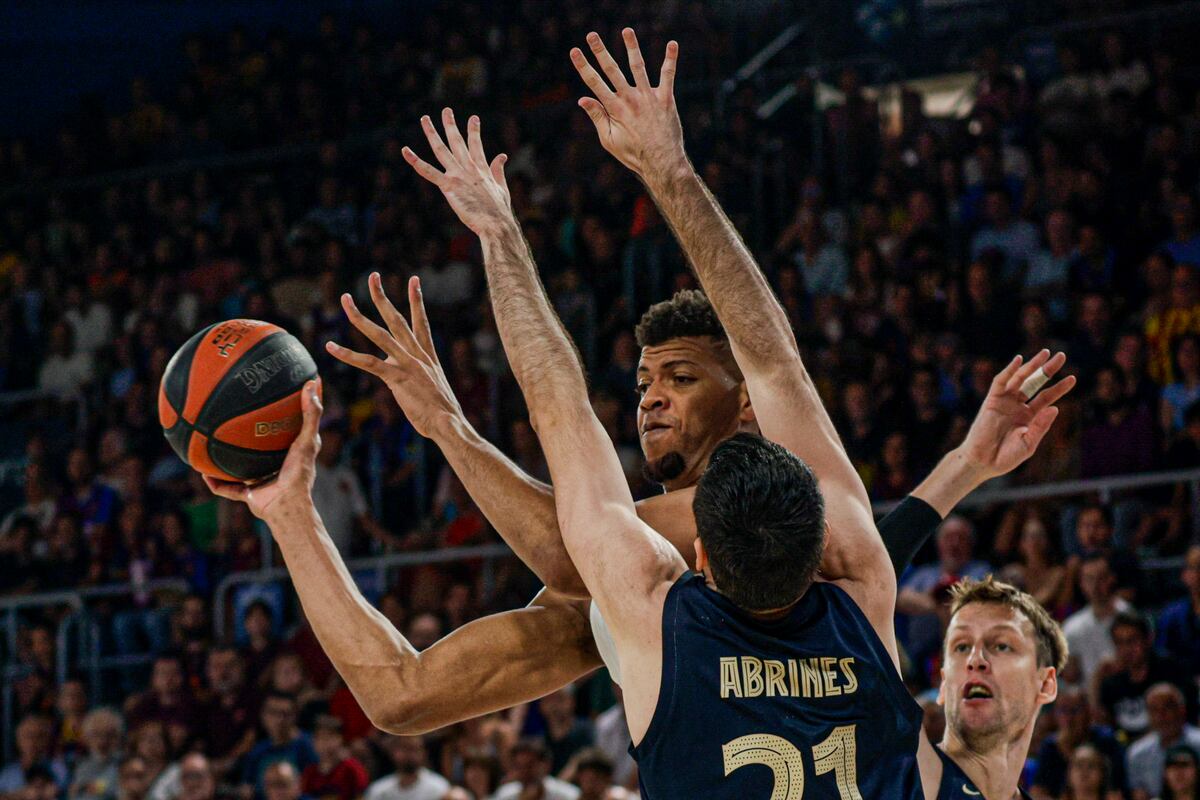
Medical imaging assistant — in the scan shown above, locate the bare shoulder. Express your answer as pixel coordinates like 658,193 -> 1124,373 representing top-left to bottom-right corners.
634,488 -> 698,564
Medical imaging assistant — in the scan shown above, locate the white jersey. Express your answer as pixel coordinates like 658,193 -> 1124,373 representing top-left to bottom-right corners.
589,601 -> 623,685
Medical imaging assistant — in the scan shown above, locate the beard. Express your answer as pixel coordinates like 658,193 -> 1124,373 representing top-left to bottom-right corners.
642,451 -> 687,484
948,698 -> 1024,753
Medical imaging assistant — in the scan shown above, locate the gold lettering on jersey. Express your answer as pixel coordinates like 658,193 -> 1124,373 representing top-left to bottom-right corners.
719,657 -> 859,700
742,657 -> 764,697
821,657 -> 842,696
720,657 -> 743,699
800,658 -> 824,698
764,660 -> 788,697
839,658 -> 858,695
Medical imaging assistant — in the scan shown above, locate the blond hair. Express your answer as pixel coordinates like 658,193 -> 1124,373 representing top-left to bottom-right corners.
947,575 -> 1068,671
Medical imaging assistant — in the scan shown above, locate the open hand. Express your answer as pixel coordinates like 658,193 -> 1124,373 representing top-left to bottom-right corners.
403,109 -> 514,238
570,29 -> 685,180
204,379 -> 323,521
962,350 -> 1076,479
325,273 -> 465,439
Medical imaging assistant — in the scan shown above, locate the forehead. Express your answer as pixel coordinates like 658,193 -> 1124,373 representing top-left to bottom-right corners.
638,337 -> 736,374
947,602 -> 1033,640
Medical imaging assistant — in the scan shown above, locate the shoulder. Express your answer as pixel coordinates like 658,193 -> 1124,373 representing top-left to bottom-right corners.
365,775 -> 396,797
418,768 -> 450,790
1126,733 -> 1158,760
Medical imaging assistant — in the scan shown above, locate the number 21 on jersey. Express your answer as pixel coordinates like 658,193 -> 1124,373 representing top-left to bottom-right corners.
723,724 -> 862,800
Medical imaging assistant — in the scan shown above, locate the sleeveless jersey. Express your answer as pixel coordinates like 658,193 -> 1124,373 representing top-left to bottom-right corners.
935,746 -> 1033,800
632,573 -> 923,800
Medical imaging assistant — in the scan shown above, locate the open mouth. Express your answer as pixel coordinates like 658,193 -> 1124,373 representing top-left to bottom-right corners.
641,421 -> 672,437
962,682 -> 994,700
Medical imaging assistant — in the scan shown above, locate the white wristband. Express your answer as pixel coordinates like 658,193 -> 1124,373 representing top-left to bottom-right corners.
1020,367 -> 1050,400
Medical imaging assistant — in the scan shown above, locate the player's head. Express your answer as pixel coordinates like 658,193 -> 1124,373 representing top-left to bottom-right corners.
692,433 -> 826,612
635,290 -> 755,490
939,576 -> 1067,753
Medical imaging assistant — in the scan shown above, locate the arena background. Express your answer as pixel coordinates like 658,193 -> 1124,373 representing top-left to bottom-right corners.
1,0 -> 1199,798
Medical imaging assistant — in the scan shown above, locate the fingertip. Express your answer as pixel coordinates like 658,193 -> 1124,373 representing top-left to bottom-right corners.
469,114 -> 480,127
587,31 -> 600,43
325,340 -> 340,353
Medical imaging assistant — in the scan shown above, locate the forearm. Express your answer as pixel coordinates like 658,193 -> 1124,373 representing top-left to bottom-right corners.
643,161 -> 800,373
479,220 -> 590,425
909,447 -> 992,518
430,413 -> 586,596
264,501 -> 598,732
877,496 -> 943,577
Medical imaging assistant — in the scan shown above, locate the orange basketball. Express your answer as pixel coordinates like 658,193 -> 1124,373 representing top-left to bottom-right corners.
158,319 -> 319,482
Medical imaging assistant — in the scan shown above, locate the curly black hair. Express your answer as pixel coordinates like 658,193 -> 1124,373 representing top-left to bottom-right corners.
634,289 -> 727,348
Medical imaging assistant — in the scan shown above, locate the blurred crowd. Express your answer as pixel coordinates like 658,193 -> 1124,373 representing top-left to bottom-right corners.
1,1 -> 1200,798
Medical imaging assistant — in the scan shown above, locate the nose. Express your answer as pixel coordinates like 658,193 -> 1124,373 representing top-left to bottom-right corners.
639,382 -> 669,413
966,644 -> 990,672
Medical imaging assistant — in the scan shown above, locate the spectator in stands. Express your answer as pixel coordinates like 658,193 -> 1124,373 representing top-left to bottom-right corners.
1069,503 -> 1139,595
197,646 -> 256,779
1025,209 -> 1074,321
0,714 -> 68,799
1161,744 -> 1200,800
69,708 -> 124,800
1031,688 -> 1127,800
1080,365 -> 1158,481
563,748 -> 629,800
1126,684 -> 1200,799
241,692 -> 317,800
492,739 -> 578,800
1096,611 -> 1199,743
175,754 -> 215,800
116,757 -> 150,800
311,418 -> 397,557
60,447 -> 119,534
457,751 -> 502,800
1162,335 -> 1200,433
301,716 -> 367,800
18,766 -> 61,800
263,763 -> 304,800
1063,555 -> 1131,686
124,653 -> 198,753
1060,743 -> 1121,800
1164,193 -> 1200,268
0,461 -> 57,535
971,187 -> 1040,281
538,686 -> 594,774
264,652 -> 325,730
1146,264 -> 1200,385
38,321 -> 93,398
1157,545 -> 1200,674
363,736 -> 448,800
897,516 -> 991,665
127,722 -> 175,800
240,601 -> 282,685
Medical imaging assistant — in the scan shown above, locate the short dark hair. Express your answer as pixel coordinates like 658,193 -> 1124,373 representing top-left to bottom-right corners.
573,747 -> 615,778
262,690 -> 298,708
510,737 -> 549,761
635,290 -> 726,348
1110,609 -> 1152,640
1078,502 -> 1113,528
693,433 -> 826,611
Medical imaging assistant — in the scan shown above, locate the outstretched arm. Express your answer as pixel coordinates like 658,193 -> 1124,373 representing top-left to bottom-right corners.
572,30 -> 893,638
402,110 -> 686,742
205,382 -> 601,734
328,272 -> 702,597
881,351 -> 1076,573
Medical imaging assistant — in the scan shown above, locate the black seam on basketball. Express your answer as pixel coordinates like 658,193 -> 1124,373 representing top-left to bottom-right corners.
162,323 -> 215,417
163,419 -> 194,466
207,437 -> 289,481
194,331 -> 316,435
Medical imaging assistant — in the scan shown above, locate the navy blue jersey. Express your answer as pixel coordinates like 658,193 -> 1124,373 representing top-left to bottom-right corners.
632,573 -> 923,799
935,745 -> 1033,800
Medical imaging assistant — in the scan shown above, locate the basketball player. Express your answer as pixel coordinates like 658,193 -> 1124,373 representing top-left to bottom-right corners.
567,30 -> 1069,799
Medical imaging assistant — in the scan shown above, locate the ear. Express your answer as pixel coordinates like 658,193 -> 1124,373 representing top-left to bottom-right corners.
1036,667 -> 1058,706
693,538 -> 708,573
737,382 -> 756,426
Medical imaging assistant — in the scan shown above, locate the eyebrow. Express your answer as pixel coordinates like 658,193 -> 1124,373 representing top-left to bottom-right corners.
637,359 -> 700,373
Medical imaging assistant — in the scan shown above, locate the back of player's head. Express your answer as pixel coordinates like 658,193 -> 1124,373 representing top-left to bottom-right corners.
947,575 -> 1068,671
693,433 -> 825,611
635,290 -> 726,348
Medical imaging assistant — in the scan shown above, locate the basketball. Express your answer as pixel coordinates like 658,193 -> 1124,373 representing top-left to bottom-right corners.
158,319 -> 319,482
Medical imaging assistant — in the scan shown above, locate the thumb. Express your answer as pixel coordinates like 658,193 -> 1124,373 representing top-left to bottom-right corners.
1022,405 -> 1060,451
490,153 -> 508,186
299,379 -> 323,451
578,96 -> 607,127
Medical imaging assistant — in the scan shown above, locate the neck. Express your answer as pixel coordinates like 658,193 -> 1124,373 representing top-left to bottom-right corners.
397,770 -> 418,788
942,722 -> 1033,800
1092,597 -> 1117,617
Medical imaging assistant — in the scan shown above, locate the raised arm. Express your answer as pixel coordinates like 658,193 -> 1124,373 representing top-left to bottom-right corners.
881,351 -> 1076,573
571,31 -> 892,629
402,110 -> 686,740
205,382 -> 602,734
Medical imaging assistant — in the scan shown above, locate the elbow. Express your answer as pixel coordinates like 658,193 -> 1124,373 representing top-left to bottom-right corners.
367,693 -> 435,736
541,562 -> 590,599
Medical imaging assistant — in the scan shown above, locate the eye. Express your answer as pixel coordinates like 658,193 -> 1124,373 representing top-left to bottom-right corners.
636,382 -> 650,397
954,643 -> 970,653
994,642 -> 1012,652
673,375 -> 696,386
